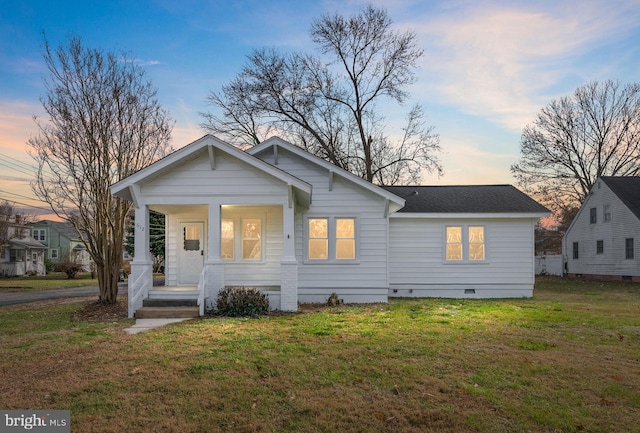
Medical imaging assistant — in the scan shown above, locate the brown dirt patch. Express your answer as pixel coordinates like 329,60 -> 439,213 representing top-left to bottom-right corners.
72,299 -> 128,321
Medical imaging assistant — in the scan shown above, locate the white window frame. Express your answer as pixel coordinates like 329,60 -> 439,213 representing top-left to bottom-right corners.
50,248 -> 59,260
443,224 -> 488,264
603,204 -> 611,222
32,228 -> 46,242
220,215 -> 265,263
305,216 -> 359,263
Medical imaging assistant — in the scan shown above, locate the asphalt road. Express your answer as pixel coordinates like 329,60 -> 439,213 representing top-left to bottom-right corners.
0,283 -> 128,307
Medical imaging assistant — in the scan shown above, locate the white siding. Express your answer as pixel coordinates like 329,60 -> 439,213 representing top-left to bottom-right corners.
140,148 -> 288,202
258,147 -> 390,303
388,217 -> 537,298
563,181 -> 640,277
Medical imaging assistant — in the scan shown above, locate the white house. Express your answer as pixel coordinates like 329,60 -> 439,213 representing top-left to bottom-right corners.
563,176 -> 640,281
110,135 -> 549,318
0,215 -> 47,277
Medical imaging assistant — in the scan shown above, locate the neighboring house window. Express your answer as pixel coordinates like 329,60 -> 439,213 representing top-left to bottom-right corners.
603,205 -> 611,222
50,248 -> 59,260
573,242 -> 579,259
445,226 -> 485,262
626,238 -> 634,260
590,208 -> 597,224
32,228 -> 46,242
221,219 -> 234,259
596,240 -> 604,254
242,219 -> 262,260
307,217 -> 357,261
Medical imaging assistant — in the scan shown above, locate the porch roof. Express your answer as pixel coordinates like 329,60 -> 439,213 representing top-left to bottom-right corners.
9,238 -> 47,249
110,135 -> 312,208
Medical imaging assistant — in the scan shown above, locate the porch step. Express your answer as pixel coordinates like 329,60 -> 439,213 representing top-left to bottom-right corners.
143,298 -> 198,308
135,306 -> 199,319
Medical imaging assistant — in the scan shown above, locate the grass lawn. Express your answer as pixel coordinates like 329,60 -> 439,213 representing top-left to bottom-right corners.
1,277 -> 638,432
0,272 -> 98,291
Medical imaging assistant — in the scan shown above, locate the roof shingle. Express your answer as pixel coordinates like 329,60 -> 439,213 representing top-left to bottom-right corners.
600,176 -> 640,221
381,185 -> 549,214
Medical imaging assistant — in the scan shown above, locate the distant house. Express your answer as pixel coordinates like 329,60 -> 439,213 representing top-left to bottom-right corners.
0,215 -> 46,276
110,135 -> 549,318
29,220 -> 92,271
563,176 -> 640,281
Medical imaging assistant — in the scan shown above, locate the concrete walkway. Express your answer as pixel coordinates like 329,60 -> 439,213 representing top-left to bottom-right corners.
124,318 -> 194,335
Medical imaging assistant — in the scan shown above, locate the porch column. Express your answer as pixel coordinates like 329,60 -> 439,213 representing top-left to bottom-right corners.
205,202 -> 225,311
280,203 -> 298,311
128,205 -> 153,318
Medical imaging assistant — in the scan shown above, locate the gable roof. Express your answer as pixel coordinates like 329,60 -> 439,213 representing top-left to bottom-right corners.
249,137 -> 405,212
380,185 -> 549,216
600,176 -> 640,220
31,220 -> 83,241
110,135 -> 312,206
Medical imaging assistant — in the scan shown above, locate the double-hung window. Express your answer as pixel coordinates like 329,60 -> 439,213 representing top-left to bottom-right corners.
445,225 -> 486,262
626,238 -> 634,260
221,217 -> 263,261
32,228 -> 46,242
307,217 -> 356,261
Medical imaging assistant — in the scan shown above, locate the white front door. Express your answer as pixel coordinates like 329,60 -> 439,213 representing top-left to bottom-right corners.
178,222 -> 204,284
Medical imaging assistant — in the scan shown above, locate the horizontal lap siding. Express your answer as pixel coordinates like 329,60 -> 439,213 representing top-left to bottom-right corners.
141,149 -> 287,198
260,149 -> 390,291
389,218 -> 535,286
564,182 -> 640,277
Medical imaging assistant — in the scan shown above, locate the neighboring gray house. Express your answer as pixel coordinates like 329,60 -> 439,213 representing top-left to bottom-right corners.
563,176 -> 640,281
30,220 -> 92,271
110,135 -> 549,318
0,215 -> 46,276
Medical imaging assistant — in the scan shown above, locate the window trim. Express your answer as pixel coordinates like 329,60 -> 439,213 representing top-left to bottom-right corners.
573,242 -> 579,260
443,224 -> 488,264
625,238 -> 634,260
596,240 -> 604,255
50,248 -> 59,260
603,204 -> 611,222
590,207 -> 597,224
32,228 -> 46,242
304,215 -> 359,264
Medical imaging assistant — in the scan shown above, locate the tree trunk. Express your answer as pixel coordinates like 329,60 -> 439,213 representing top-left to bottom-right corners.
97,258 -> 119,304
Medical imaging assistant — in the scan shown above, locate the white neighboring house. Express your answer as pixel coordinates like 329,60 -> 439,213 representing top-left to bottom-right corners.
0,215 -> 47,277
563,176 -> 640,281
110,135 -> 549,318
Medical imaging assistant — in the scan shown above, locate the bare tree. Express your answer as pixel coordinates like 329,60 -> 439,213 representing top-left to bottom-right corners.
201,5 -> 442,185
0,201 -> 13,245
29,35 -> 173,304
512,80 -> 640,212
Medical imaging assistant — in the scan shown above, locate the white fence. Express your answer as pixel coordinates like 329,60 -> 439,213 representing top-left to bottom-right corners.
535,254 -> 563,276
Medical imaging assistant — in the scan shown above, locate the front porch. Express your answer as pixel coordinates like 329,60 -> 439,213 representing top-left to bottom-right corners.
127,203 -> 300,318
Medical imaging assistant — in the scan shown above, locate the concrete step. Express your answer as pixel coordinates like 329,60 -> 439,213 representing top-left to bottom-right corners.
135,306 -> 199,319
143,298 -> 198,307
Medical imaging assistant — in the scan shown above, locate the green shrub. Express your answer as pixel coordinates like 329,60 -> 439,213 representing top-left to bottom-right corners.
216,287 -> 269,317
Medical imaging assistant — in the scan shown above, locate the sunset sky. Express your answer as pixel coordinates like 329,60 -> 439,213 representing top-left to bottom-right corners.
1,0 -> 639,218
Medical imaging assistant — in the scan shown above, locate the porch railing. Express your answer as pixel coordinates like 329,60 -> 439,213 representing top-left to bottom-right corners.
197,268 -> 205,316
128,271 -> 151,318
